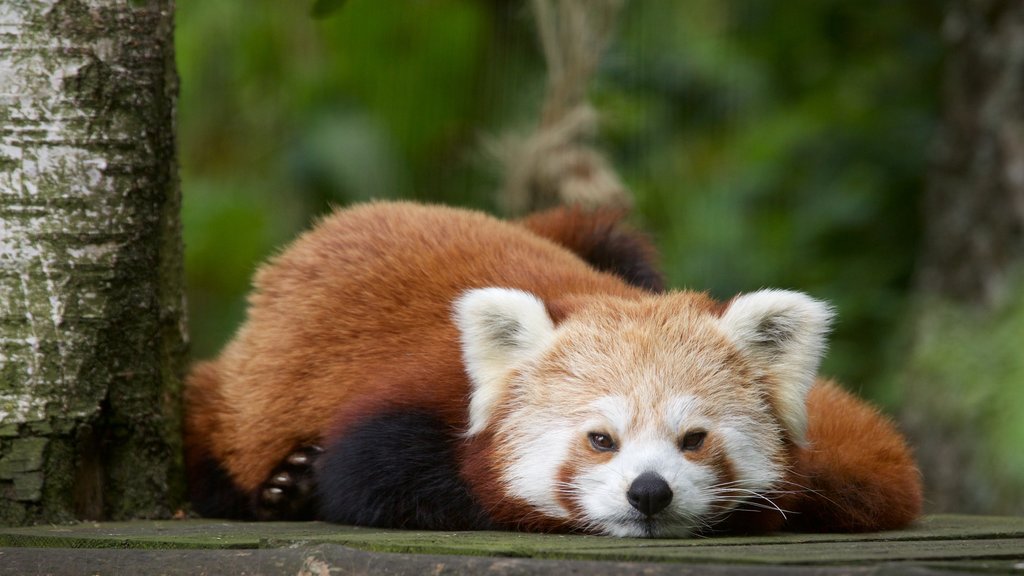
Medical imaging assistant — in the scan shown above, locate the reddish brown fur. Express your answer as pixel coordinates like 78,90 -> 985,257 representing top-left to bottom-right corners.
185,202 -> 641,492
182,362 -> 228,489
783,380 -> 923,532
185,201 -> 921,534
720,381 -> 922,534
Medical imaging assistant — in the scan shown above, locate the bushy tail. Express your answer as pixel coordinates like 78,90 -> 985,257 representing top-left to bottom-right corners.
519,205 -> 664,292
785,380 -> 923,532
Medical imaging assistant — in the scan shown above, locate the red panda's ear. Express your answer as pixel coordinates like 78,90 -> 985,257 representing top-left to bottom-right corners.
717,289 -> 834,444
453,288 -> 556,436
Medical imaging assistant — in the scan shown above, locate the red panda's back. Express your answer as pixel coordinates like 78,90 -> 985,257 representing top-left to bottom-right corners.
190,202 -> 640,491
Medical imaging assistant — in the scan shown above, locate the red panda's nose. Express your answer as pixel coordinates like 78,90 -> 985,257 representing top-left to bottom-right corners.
626,471 -> 673,516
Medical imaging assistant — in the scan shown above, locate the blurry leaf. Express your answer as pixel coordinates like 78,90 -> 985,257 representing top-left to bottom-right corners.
289,111 -> 408,203
323,0 -> 486,187
310,0 -> 347,19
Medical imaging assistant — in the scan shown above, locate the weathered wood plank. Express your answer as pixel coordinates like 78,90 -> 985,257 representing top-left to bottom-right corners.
0,514 -> 1021,569
0,545 -> 934,576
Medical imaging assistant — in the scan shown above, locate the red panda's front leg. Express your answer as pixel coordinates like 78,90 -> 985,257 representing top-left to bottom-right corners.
315,409 -> 496,530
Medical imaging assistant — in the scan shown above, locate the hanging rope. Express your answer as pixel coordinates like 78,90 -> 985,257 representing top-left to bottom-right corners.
493,0 -> 632,215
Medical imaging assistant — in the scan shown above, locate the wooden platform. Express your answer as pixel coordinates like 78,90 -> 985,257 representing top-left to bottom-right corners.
1,514 -> 1022,575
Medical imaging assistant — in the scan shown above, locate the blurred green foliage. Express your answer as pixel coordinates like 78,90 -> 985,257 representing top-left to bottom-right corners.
177,0 -> 941,402
897,282 -> 1024,511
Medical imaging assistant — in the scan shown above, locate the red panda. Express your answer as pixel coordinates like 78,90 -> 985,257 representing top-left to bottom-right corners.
184,201 -> 922,537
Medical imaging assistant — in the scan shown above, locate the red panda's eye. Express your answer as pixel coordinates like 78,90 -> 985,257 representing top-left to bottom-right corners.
588,432 -> 616,452
680,430 -> 707,452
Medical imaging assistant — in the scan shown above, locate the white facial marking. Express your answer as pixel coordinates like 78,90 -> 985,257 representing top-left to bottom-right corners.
501,414 -> 573,519
717,416 -> 780,490
586,396 -> 630,436
664,395 -> 701,433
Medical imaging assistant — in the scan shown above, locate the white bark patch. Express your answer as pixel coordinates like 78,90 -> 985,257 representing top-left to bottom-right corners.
0,0 -> 177,426
0,393 -> 48,423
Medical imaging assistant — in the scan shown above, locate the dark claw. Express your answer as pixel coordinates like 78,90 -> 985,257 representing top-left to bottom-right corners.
255,444 -> 323,520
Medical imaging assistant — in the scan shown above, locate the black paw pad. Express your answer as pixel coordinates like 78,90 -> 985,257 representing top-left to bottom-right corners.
255,445 -> 322,520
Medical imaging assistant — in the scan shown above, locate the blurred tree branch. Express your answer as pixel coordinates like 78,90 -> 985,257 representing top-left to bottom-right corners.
899,0 -> 1024,514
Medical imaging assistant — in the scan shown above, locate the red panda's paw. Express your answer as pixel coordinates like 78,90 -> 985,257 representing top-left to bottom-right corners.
255,445 -> 323,521
188,455 -> 255,520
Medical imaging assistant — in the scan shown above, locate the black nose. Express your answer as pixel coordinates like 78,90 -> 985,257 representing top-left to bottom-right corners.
626,471 -> 673,516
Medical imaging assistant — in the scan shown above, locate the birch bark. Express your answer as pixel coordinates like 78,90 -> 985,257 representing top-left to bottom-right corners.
0,0 -> 183,523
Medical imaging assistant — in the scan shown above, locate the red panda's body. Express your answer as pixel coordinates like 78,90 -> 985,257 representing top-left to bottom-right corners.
185,202 -> 921,536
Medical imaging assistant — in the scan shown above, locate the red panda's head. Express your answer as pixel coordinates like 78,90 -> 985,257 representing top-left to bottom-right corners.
454,288 -> 833,537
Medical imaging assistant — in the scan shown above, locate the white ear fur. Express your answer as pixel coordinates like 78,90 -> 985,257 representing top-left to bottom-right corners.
453,288 -> 556,436
718,289 -> 834,444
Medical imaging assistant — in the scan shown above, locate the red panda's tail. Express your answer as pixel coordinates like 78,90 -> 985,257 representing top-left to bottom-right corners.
519,205 -> 665,292
784,380 -> 923,532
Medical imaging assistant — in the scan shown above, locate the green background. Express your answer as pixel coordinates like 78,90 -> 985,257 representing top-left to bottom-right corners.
176,1 -> 941,408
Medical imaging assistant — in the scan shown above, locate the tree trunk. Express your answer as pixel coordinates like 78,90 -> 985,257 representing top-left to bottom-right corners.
0,0 -> 184,524
899,0 -> 1024,513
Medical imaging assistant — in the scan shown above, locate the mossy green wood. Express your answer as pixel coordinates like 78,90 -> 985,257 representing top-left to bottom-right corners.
0,515 -> 1022,567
